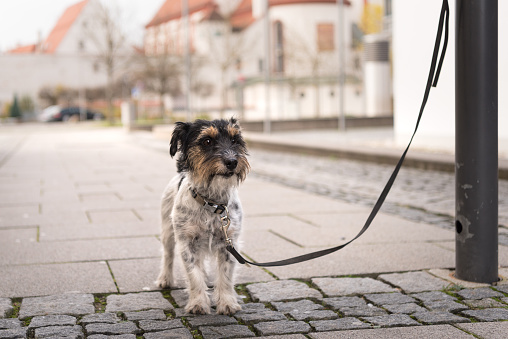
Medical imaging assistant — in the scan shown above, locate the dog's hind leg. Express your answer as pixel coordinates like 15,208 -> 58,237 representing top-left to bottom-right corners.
155,219 -> 175,288
213,249 -> 241,315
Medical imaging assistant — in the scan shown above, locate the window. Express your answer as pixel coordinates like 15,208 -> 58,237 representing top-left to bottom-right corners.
273,21 -> 284,73
317,23 -> 334,52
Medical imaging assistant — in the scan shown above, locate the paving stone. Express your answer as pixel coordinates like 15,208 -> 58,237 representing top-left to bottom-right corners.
237,303 -> 266,313
424,300 -> 469,313
411,291 -> 456,302
383,303 -> 426,314
462,298 -> 505,309
88,335 -> 136,339
170,290 -> 188,308
234,309 -> 286,324
143,328 -> 193,339
494,285 -> 508,294
361,314 -> 420,327
105,292 -> 172,313
289,309 -> 338,321
413,311 -> 471,324
123,309 -> 167,321
457,322 -> 508,339
28,315 -> 77,328
271,300 -> 323,313
340,306 -> 387,317
502,297 -> 508,304
364,292 -> 415,305
19,294 -> 94,320
247,280 -> 322,302
34,325 -> 83,338
323,296 -> 366,309
0,328 -> 27,339
85,322 -> 141,335
310,317 -> 371,331
0,319 -> 21,330
0,299 -> 13,319
253,320 -> 311,336
80,313 -> 119,325
457,287 -> 504,300
186,315 -> 237,328
311,277 -> 395,296
461,308 -> 508,321
138,319 -> 184,332
379,271 -> 447,293
200,324 -> 254,339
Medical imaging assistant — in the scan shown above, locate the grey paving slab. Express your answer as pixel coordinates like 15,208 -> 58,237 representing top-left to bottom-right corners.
257,242 -> 454,279
271,300 -> 323,313
0,237 -> 160,266
383,303 -> 426,314
28,315 -> 77,328
0,262 -> 117,298
361,314 -> 420,327
0,319 -> 21,329
108,258 -> 163,293
253,320 -> 311,336
340,306 -> 387,317
0,228 -> 38,245
0,327 -> 27,339
457,322 -> 508,339
312,277 -> 395,296
275,212 -> 453,247
462,298 -> 506,309
457,288 -> 504,300
143,328 -> 193,339
364,292 -> 416,305
123,309 -> 167,321
323,296 -> 366,309
18,293 -> 94,320
413,311 -> 470,325
0,299 -> 12,318
310,317 -> 372,331
246,280 -> 323,302
411,291 -> 456,302
105,292 -> 172,313
424,299 -> 469,313
79,313 -> 120,325
378,271 -> 448,293
138,319 -> 183,332
186,315 -> 237,327
199,324 -> 254,339
309,324 -> 475,339
85,322 -> 141,335
461,308 -> 508,321
234,309 -> 287,324
33,325 -> 84,338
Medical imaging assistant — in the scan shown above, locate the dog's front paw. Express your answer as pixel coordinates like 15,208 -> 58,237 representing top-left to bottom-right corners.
155,274 -> 173,289
185,303 -> 211,315
216,300 -> 241,315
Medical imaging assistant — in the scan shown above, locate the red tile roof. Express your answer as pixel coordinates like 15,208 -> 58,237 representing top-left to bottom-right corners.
6,44 -> 37,54
43,0 -> 88,53
145,0 -> 218,28
231,0 -> 351,30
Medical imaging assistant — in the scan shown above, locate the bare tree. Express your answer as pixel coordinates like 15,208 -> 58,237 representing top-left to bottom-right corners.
85,0 -> 127,122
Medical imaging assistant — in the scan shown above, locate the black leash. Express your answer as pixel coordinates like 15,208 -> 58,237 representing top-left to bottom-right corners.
226,0 -> 450,267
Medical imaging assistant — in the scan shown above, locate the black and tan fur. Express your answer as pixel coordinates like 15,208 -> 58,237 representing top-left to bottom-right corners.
156,118 -> 250,315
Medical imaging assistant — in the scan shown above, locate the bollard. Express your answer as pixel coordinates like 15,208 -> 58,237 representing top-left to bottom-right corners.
455,0 -> 498,283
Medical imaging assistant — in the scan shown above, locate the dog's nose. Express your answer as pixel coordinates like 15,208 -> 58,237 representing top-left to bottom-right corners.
224,158 -> 238,170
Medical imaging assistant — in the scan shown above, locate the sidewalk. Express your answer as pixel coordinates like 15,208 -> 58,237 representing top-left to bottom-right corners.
0,123 -> 507,338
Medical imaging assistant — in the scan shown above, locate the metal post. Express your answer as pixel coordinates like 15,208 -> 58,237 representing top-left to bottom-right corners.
182,0 -> 192,122
263,0 -> 271,134
455,0 -> 498,283
337,0 -> 346,132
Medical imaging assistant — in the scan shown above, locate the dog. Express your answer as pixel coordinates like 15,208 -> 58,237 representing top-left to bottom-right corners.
155,118 -> 250,315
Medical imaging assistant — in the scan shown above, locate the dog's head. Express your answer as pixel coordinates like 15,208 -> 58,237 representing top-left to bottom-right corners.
170,118 -> 250,187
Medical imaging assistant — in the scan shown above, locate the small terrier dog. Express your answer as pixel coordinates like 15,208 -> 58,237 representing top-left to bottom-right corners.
156,118 -> 250,315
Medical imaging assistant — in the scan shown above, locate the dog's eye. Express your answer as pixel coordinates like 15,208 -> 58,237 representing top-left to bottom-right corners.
202,138 -> 212,147
231,136 -> 237,144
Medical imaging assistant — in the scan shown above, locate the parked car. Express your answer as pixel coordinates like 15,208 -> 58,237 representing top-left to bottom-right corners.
40,106 -> 105,122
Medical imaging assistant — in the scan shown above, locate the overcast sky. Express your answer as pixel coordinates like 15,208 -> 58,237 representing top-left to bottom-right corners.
0,0 -> 165,52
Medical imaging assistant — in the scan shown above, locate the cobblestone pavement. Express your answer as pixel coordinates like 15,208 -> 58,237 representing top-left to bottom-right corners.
2,274 -> 508,338
249,149 -> 508,240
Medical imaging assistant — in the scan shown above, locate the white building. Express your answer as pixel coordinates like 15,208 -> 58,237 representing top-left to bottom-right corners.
393,0 -> 508,152
144,0 -> 379,121
0,0 -> 119,109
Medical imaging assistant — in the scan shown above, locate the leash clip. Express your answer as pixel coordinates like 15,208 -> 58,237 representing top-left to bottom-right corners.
220,207 -> 232,246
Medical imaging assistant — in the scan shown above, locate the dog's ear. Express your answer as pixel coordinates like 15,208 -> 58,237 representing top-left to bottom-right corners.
170,122 -> 191,157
